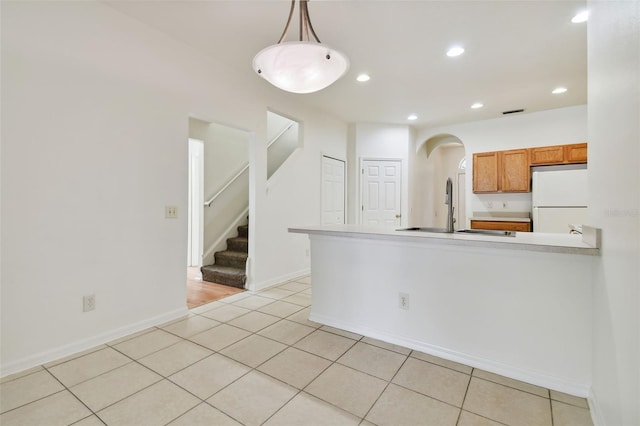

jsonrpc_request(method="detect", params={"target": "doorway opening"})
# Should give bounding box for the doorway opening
[186,118,249,308]
[415,134,466,229]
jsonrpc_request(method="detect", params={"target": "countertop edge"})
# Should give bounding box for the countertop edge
[288,227,600,256]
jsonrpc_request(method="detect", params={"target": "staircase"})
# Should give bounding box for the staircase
[200,224,248,289]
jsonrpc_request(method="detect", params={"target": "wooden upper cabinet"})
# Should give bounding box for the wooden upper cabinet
[529,143,588,165]
[473,150,529,193]
[473,143,587,193]
[565,143,588,163]
[530,145,564,165]
[473,152,499,193]
[500,149,530,192]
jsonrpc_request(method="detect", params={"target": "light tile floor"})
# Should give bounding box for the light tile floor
[0,275,594,426]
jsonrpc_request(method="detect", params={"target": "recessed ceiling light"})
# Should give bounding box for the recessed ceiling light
[552,87,568,94]
[471,102,483,109]
[571,10,588,23]
[356,74,370,82]
[407,114,418,121]
[446,46,465,57]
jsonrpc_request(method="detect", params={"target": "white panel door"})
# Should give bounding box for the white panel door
[362,160,402,226]
[321,156,346,225]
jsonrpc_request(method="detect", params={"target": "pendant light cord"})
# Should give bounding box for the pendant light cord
[276,0,321,44]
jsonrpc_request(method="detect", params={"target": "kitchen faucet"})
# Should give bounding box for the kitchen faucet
[445,177,456,232]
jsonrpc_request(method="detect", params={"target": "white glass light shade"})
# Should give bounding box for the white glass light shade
[253,41,349,94]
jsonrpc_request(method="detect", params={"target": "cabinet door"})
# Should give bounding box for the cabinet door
[530,145,564,165]
[471,220,531,232]
[473,152,499,193]
[565,143,588,163]
[500,149,530,192]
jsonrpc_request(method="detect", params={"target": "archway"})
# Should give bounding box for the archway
[414,134,466,228]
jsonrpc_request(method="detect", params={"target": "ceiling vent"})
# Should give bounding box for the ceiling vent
[502,109,525,115]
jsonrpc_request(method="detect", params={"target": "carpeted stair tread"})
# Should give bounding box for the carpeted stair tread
[201,265,246,288]
[227,237,248,252]
[201,222,249,289]
[214,250,248,268]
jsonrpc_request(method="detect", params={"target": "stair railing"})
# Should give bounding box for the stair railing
[204,121,294,207]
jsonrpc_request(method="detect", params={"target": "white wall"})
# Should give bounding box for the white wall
[251,113,347,290]
[587,2,639,425]
[348,123,411,226]
[415,105,587,216]
[1,1,348,373]
[267,111,299,180]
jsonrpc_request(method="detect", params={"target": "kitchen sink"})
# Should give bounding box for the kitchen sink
[397,227,516,237]
[396,227,450,233]
[455,229,516,237]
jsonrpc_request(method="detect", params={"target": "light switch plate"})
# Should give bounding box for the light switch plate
[165,206,178,219]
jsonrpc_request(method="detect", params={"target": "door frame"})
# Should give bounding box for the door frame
[321,154,347,225]
[187,139,204,267]
[457,171,466,229]
[359,157,403,225]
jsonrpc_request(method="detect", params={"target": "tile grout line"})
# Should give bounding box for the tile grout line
[176,280,315,425]
[109,337,253,425]
[71,347,179,417]
[182,295,483,423]
[0,367,45,387]
[40,365,108,425]
[470,373,553,401]
[227,316,364,423]
[358,351,412,423]
[148,301,319,422]
[455,367,474,426]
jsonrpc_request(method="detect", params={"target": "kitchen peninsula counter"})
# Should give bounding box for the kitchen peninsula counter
[289,224,599,255]
[288,224,598,397]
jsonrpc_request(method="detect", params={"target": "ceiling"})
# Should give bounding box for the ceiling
[105,0,587,129]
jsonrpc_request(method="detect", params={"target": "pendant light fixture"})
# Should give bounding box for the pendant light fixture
[252,0,349,94]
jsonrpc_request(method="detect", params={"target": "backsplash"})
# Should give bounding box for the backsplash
[471,211,531,219]
[470,192,533,214]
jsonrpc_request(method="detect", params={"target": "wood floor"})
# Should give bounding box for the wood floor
[186,267,244,309]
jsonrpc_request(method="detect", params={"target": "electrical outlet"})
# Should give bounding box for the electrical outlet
[83,295,96,312]
[399,292,410,310]
[165,206,178,218]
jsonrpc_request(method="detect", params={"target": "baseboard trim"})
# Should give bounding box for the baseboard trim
[0,307,188,378]
[587,387,604,426]
[309,312,591,398]
[248,268,310,292]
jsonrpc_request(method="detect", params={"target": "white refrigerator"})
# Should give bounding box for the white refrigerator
[532,167,588,233]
